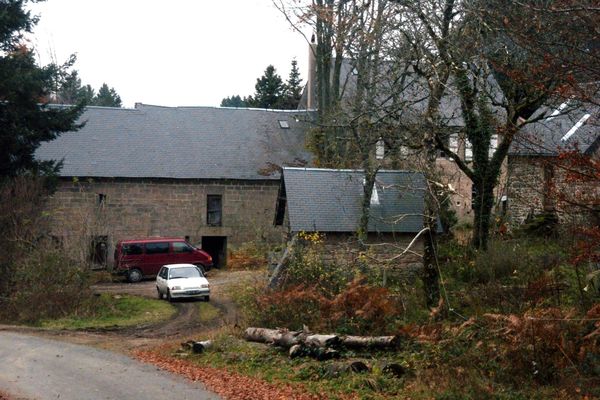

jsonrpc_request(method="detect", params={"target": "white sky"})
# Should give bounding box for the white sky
[28,0,310,108]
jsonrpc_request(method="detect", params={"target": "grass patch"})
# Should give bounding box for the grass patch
[198,302,220,322]
[170,331,584,400]
[39,294,176,330]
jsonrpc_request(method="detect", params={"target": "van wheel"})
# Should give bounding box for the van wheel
[157,287,163,300]
[127,268,143,283]
[167,289,173,302]
[204,295,210,302]
[195,264,206,274]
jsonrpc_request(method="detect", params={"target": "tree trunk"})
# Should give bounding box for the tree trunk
[358,163,377,243]
[423,130,440,307]
[472,181,495,250]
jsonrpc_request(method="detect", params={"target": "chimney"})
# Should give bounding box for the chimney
[307,40,317,110]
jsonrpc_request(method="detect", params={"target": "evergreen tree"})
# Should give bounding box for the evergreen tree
[281,58,303,109]
[252,65,284,109]
[92,83,122,107]
[0,0,83,178]
[78,84,95,105]
[220,95,249,108]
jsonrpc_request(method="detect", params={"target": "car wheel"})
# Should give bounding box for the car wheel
[204,295,210,302]
[167,289,172,302]
[157,287,163,300]
[127,268,143,283]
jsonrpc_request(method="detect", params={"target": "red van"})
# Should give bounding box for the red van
[114,237,213,283]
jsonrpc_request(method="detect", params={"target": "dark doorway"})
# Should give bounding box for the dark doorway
[201,236,227,269]
[90,235,109,267]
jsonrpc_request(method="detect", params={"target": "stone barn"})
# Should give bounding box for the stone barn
[35,103,314,267]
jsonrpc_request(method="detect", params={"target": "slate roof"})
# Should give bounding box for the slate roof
[510,101,600,156]
[282,167,426,233]
[35,104,315,180]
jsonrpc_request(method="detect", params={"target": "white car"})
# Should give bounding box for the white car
[156,263,210,302]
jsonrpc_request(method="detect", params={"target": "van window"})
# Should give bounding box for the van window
[123,243,144,255]
[145,242,169,254]
[173,242,193,253]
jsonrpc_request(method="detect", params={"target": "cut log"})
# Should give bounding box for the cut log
[181,340,213,354]
[381,362,406,378]
[245,328,401,352]
[341,335,401,350]
[304,334,341,348]
[244,327,284,344]
[273,330,304,348]
[192,340,212,354]
[327,360,370,376]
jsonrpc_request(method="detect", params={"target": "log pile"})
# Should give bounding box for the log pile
[244,327,401,360]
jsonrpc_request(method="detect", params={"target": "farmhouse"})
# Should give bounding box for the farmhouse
[507,101,600,225]
[35,103,314,267]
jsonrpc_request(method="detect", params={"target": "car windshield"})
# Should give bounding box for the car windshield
[169,267,202,279]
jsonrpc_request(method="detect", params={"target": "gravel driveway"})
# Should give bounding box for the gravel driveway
[0,332,220,400]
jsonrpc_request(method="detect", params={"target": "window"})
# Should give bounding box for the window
[145,242,169,254]
[489,134,498,159]
[172,242,193,253]
[169,267,203,279]
[123,243,143,255]
[97,193,106,206]
[465,139,473,162]
[449,134,459,154]
[89,235,108,265]
[399,145,409,158]
[207,195,222,226]
[159,267,168,279]
[375,139,385,160]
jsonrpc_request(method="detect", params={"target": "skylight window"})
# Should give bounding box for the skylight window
[561,114,590,142]
[371,186,380,205]
[362,178,380,206]
[278,120,290,129]
[548,102,569,120]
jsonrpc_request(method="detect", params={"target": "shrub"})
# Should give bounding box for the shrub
[228,242,267,271]
[234,277,403,335]
[2,245,96,323]
[0,177,96,323]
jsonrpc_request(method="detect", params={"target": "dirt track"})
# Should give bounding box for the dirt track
[0,270,254,353]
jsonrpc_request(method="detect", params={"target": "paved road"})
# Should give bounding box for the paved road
[0,332,220,400]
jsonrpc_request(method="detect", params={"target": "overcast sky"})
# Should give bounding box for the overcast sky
[28,0,310,108]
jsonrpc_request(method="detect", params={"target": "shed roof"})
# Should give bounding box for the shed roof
[282,167,426,233]
[35,104,314,180]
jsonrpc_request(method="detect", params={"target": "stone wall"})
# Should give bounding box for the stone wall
[46,178,286,263]
[507,154,600,226]
[506,156,547,225]
[313,232,423,270]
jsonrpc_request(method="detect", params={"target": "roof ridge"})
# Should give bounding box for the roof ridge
[283,167,420,174]
[136,103,316,113]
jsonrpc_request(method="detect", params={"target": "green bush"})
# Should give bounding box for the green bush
[1,246,95,323]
